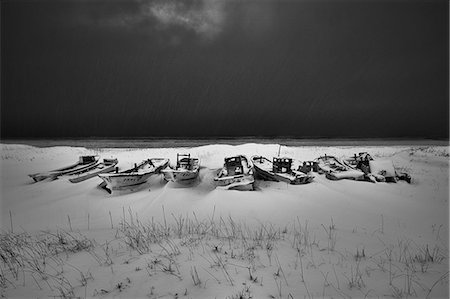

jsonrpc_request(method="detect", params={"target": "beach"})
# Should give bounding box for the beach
[0,141,448,298]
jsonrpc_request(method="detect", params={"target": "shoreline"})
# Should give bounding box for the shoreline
[1,137,448,148]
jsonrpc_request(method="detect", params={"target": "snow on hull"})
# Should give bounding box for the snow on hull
[215,175,255,190]
[325,169,367,181]
[161,156,200,183]
[316,155,366,181]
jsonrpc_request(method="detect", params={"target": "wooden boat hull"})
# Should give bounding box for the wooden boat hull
[29,156,99,182]
[98,172,154,190]
[69,159,118,183]
[275,171,314,184]
[162,169,199,182]
[254,165,278,182]
[215,174,255,191]
[98,158,168,191]
[28,172,60,182]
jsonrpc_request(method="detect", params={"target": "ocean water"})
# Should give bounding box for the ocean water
[0,138,447,148]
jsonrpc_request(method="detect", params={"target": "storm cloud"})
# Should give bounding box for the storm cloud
[1,0,448,139]
[76,0,227,41]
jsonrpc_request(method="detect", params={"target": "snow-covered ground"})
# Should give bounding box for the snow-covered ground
[0,143,448,298]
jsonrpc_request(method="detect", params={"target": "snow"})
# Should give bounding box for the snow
[0,142,448,298]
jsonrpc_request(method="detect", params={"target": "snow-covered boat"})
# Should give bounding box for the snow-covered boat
[343,152,411,183]
[252,156,314,184]
[214,155,254,190]
[98,158,169,192]
[161,154,200,183]
[29,155,99,182]
[315,155,367,181]
[68,158,119,183]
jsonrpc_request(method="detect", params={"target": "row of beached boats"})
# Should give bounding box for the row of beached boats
[316,153,411,183]
[29,152,411,193]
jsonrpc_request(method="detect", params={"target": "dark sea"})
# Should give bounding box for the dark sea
[0,138,447,149]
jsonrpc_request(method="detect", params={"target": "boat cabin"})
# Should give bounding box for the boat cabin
[177,154,193,170]
[356,152,373,162]
[79,156,97,164]
[103,158,118,166]
[298,161,314,173]
[273,157,292,173]
[354,152,373,173]
[225,156,244,176]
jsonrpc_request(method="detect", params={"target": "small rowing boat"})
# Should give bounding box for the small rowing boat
[29,155,99,182]
[68,158,119,183]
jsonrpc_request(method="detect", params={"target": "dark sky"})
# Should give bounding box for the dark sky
[1,0,448,138]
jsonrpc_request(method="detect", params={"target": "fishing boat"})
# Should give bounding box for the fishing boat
[29,155,99,182]
[161,154,200,183]
[252,156,314,184]
[343,152,411,183]
[315,155,367,181]
[214,155,254,190]
[68,158,119,183]
[98,158,169,192]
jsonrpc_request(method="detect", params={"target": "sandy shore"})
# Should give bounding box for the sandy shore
[0,142,448,298]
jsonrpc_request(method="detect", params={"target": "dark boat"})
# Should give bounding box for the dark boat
[252,156,314,184]
[214,155,254,190]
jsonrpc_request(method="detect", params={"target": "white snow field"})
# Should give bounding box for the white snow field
[0,142,448,298]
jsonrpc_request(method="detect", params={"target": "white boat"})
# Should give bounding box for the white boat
[98,158,169,192]
[214,155,254,191]
[68,158,119,183]
[315,155,366,181]
[342,152,411,183]
[29,155,99,182]
[161,154,200,183]
[252,156,314,185]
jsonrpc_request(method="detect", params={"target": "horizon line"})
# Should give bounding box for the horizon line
[1,136,448,141]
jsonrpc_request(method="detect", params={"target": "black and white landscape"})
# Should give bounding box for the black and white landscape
[1,142,448,298]
[1,0,448,298]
